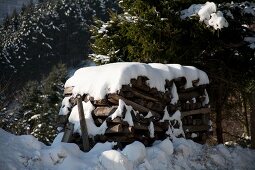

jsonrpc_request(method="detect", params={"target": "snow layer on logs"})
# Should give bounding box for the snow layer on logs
[65,62,209,100]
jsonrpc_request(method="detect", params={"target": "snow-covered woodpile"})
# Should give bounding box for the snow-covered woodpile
[58,62,211,148]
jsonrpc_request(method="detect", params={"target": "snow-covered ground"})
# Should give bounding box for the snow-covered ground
[0,129,254,170]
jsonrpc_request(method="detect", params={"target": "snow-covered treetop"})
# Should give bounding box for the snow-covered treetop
[181,2,229,30]
[65,62,209,100]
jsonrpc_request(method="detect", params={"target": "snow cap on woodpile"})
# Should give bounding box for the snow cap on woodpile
[65,62,209,100]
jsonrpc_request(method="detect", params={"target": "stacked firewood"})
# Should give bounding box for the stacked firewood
[61,76,211,147]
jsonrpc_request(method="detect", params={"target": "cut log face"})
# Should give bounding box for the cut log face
[93,106,118,117]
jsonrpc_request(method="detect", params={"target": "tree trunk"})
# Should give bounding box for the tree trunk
[248,92,255,149]
[214,81,225,144]
[242,95,250,136]
[215,106,224,144]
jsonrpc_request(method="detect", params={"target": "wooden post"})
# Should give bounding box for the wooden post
[61,122,74,142]
[77,94,90,152]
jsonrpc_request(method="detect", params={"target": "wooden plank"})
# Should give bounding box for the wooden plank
[77,95,90,152]
[93,106,118,117]
[64,86,74,95]
[107,94,161,119]
[61,122,74,142]
[181,108,211,118]
[183,125,209,133]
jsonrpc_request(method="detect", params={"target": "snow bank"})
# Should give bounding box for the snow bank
[1,129,255,170]
[181,2,228,30]
[65,62,209,100]
[99,150,132,170]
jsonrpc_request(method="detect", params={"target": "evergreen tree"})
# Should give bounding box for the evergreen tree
[0,64,67,145]
[90,0,255,144]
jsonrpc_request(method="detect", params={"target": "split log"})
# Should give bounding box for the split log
[105,124,123,134]
[93,106,118,117]
[181,108,211,118]
[107,94,161,119]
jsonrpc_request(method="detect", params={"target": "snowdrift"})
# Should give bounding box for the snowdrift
[0,129,255,170]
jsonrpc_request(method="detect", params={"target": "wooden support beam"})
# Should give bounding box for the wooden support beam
[61,122,74,142]
[108,94,161,119]
[181,108,211,118]
[77,95,90,152]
